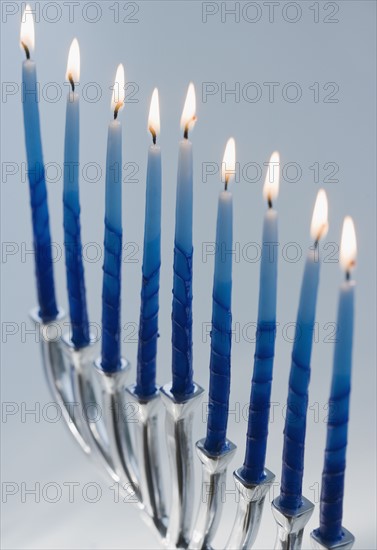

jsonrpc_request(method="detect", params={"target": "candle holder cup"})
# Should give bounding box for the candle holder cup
[310,528,355,550]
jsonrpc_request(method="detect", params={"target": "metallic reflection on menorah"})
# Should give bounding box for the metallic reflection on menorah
[32,309,347,550]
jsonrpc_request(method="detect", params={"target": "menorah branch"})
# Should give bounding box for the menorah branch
[126,385,168,537]
[190,438,237,550]
[271,495,315,550]
[160,383,204,549]
[226,467,275,550]
[30,308,92,455]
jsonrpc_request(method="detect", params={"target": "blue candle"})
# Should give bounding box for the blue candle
[242,152,280,482]
[204,138,235,454]
[136,89,162,397]
[171,83,197,397]
[280,189,329,511]
[101,64,124,372]
[21,7,58,322]
[316,217,356,542]
[63,39,90,349]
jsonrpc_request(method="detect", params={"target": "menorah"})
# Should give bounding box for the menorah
[30,305,354,550]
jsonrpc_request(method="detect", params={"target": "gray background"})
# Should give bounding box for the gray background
[1,1,376,548]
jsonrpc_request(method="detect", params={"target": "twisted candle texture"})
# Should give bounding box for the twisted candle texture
[136,264,160,396]
[242,321,276,482]
[101,220,122,372]
[63,199,90,348]
[280,323,316,510]
[280,253,320,511]
[204,294,232,454]
[171,243,194,396]
[22,61,58,321]
[318,283,354,542]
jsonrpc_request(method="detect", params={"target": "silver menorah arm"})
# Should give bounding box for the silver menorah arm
[226,467,275,550]
[189,438,237,550]
[80,358,141,500]
[126,385,168,537]
[310,528,355,550]
[60,334,100,451]
[271,495,315,550]
[30,308,93,455]
[160,383,204,549]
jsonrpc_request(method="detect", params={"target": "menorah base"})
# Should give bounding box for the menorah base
[310,528,355,550]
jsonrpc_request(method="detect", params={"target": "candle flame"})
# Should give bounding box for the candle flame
[111,63,125,118]
[340,216,357,273]
[263,151,280,204]
[66,38,80,85]
[20,4,35,57]
[180,82,196,137]
[148,88,160,142]
[310,189,329,242]
[222,137,236,188]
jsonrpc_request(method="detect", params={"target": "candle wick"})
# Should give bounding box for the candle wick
[149,126,157,145]
[114,103,121,120]
[345,270,351,281]
[183,115,197,139]
[268,197,273,209]
[314,239,319,249]
[68,74,75,93]
[21,41,30,60]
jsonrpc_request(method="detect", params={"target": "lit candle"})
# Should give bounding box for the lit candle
[171,83,197,397]
[20,5,58,322]
[242,152,280,482]
[279,189,329,511]
[316,217,356,542]
[135,89,162,397]
[101,64,125,372]
[63,38,90,348]
[204,138,235,454]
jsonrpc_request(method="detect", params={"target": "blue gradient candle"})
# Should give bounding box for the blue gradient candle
[63,39,90,349]
[316,217,356,542]
[204,138,235,454]
[280,190,329,511]
[171,83,197,397]
[242,152,280,482]
[101,64,124,372]
[136,89,162,397]
[21,7,58,322]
